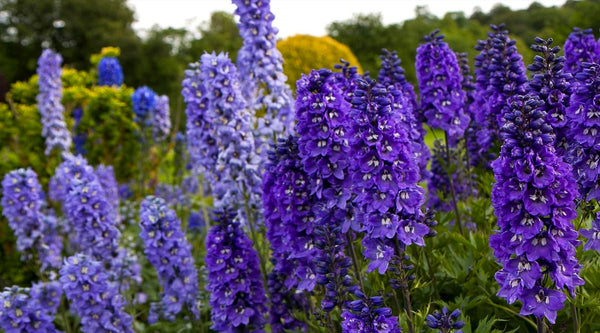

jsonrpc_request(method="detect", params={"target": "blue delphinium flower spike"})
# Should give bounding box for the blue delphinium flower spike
[564,28,598,76]
[97,57,124,87]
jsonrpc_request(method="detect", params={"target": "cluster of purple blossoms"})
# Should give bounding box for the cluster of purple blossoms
[109,247,142,293]
[581,212,600,252]
[131,86,157,124]
[0,283,62,333]
[263,136,316,331]
[1,168,63,271]
[416,30,469,144]
[470,25,528,165]
[565,63,600,200]
[341,294,401,333]
[139,196,199,322]
[527,37,572,155]
[205,209,268,332]
[59,253,134,333]
[425,307,465,333]
[151,95,171,141]
[563,28,599,76]
[95,164,119,221]
[97,57,124,87]
[347,77,429,274]
[49,154,95,204]
[233,0,295,148]
[61,156,120,260]
[490,95,583,324]
[378,49,430,179]
[37,49,72,155]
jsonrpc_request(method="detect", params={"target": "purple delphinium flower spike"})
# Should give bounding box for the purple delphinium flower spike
[37,49,72,155]
[205,209,268,331]
[139,196,199,322]
[564,28,598,76]
[341,294,401,333]
[0,285,62,333]
[378,49,430,179]
[30,281,63,316]
[151,95,171,141]
[347,77,429,273]
[97,57,124,87]
[581,212,600,252]
[59,253,134,333]
[470,25,528,165]
[425,306,465,333]
[416,30,469,145]
[263,136,316,331]
[49,153,95,204]
[233,0,295,149]
[132,86,157,125]
[527,37,572,156]
[565,63,600,200]
[95,164,119,221]
[61,156,120,260]
[1,168,63,271]
[490,94,583,324]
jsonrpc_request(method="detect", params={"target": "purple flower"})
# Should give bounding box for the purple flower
[425,306,465,333]
[581,212,600,252]
[37,49,71,155]
[97,57,124,87]
[139,196,199,322]
[59,253,134,333]
[490,94,583,323]
[205,209,267,331]
[0,284,62,333]
[151,95,171,141]
[341,294,401,333]
[132,86,157,124]
[95,164,119,221]
[563,28,598,76]
[233,0,295,147]
[416,30,469,144]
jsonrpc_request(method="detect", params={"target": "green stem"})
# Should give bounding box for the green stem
[242,184,268,290]
[345,233,365,292]
[393,239,415,333]
[537,316,546,333]
[443,131,464,235]
[571,301,580,333]
[423,248,440,299]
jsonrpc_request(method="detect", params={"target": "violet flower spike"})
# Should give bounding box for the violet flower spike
[0,284,62,333]
[97,57,124,87]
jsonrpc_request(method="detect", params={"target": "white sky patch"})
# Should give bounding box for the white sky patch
[127,0,568,38]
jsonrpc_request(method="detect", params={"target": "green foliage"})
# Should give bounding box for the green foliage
[277,34,363,89]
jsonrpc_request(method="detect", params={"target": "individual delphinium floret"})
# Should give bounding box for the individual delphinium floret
[563,28,598,77]
[416,30,469,145]
[1,168,63,271]
[347,77,430,273]
[59,253,134,333]
[263,135,316,332]
[37,49,72,155]
[425,306,465,333]
[97,57,124,87]
[151,95,171,141]
[565,63,600,200]
[139,196,199,322]
[205,209,268,331]
[470,24,528,165]
[527,37,572,156]
[233,0,295,156]
[0,284,62,333]
[131,86,157,125]
[341,293,401,333]
[490,94,583,324]
[62,156,120,260]
[378,48,430,179]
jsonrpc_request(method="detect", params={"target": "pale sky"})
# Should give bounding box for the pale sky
[127,0,568,38]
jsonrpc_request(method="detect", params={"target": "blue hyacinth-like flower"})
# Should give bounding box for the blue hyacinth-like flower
[490,95,583,324]
[62,156,120,260]
[97,57,124,87]
[416,30,469,144]
[49,154,95,204]
[470,25,528,165]
[378,48,430,179]
[95,164,119,221]
[425,306,465,333]
[233,0,295,146]
[151,95,171,141]
[139,196,199,322]
[348,77,429,273]
[564,28,598,76]
[132,86,157,124]
[1,168,63,271]
[37,49,72,155]
[59,253,134,333]
[205,209,268,331]
[528,37,572,156]
[0,284,62,333]
[341,294,401,333]
[565,63,600,200]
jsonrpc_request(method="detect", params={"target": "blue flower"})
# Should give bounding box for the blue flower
[564,28,598,76]
[97,57,124,87]
[0,284,62,333]
[425,306,465,333]
[131,86,157,124]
